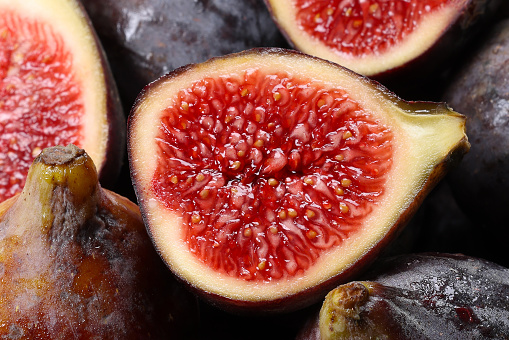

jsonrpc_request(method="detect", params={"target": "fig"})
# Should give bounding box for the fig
[0,144,199,339]
[0,0,125,203]
[80,0,285,110]
[443,19,509,227]
[297,253,509,339]
[128,48,469,312]
[263,0,502,78]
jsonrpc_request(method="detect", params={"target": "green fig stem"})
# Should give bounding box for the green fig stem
[7,144,100,240]
[319,281,372,340]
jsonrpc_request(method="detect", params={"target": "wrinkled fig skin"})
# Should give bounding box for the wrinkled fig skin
[80,0,286,109]
[0,145,199,339]
[298,253,509,340]
[443,20,509,230]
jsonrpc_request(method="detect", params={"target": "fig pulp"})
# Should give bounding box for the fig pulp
[0,0,125,203]
[297,253,509,339]
[264,0,502,78]
[0,145,199,339]
[128,48,469,312]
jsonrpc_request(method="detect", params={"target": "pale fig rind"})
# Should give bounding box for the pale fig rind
[298,253,509,339]
[0,145,198,339]
[128,48,469,312]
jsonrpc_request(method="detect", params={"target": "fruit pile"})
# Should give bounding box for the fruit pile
[1,0,509,338]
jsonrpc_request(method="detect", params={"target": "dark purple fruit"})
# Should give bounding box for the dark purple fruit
[80,0,285,109]
[443,19,509,227]
[297,253,509,339]
[408,181,478,257]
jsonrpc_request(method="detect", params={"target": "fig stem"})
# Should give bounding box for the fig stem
[6,144,100,239]
[318,281,372,339]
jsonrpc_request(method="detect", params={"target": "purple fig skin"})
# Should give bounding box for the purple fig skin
[443,19,509,227]
[80,0,285,109]
[442,19,509,268]
[297,253,509,340]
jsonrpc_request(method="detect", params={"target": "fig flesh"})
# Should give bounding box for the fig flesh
[0,0,125,203]
[128,48,469,312]
[297,253,509,339]
[0,145,199,339]
[264,0,502,78]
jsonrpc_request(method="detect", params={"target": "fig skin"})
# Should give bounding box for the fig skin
[0,145,199,339]
[79,0,286,110]
[297,253,509,339]
[0,0,125,200]
[443,20,509,234]
[128,47,469,313]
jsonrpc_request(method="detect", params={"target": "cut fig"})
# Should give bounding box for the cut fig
[0,0,125,203]
[128,48,469,312]
[0,144,199,339]
[297,253,509,339]
[264,0,502,77]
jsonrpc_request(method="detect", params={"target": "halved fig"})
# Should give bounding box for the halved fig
[0,0,125,203]
[128,48,469,312]
[264,0,502,77]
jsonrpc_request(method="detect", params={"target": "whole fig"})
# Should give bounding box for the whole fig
[0,145,199,339]
[298,253,509,339]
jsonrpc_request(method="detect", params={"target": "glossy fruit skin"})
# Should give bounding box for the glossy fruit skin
[80,0,285,110]
[297,253,509,339]
[0,145,199,339]
[443,20,509,227]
